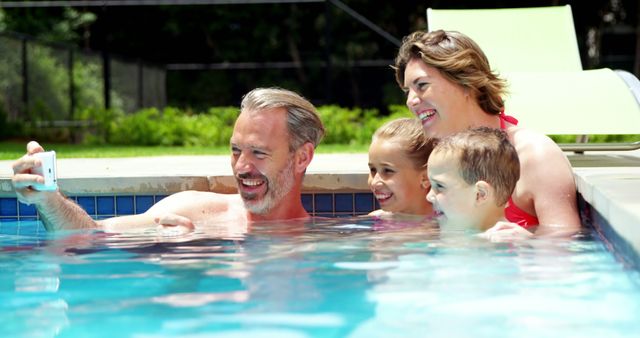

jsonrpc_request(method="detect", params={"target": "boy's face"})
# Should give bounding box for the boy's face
[426,149,478,228]
[368,138,430,215]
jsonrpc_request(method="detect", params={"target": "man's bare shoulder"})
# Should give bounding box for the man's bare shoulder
[168,190,240,202]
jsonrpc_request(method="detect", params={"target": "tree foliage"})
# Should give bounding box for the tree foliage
[0,0,634,111]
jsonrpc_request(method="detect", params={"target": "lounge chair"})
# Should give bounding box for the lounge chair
[426,6,640,152]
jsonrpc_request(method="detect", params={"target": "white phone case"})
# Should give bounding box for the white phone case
[32,151,58,191]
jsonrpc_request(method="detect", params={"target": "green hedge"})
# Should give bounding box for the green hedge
[317,105,413,145]
[3,103,637,146]
[74,104,414,146]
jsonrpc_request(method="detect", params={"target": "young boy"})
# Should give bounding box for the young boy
[426,127,528,233]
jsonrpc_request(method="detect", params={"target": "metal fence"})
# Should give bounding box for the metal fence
[0,32,166,125]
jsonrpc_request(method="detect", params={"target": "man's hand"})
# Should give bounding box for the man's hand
[11,141,54,205]
[154,213,195,235]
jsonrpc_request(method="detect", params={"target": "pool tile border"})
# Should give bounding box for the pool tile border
[0,192,378,221]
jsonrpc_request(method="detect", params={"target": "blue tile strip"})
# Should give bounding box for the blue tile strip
[116,196,135,215]
[135,195,155,213]
[314,194,334,213]
[77,196,96,217]
[0,193,377,223]
[301,194,313,214]
[0,198,18,217]
[335,193,354,213]
[355,193,375,213]
[97,196,115,216]
[18,202,38,216]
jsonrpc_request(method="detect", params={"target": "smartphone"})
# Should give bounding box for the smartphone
[31,151,58,191]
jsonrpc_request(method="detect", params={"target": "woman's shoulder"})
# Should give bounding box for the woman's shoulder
[508,126,561,155]
[507,126,572,177]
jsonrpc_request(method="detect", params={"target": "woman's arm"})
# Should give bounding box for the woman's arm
[515,131,582,235]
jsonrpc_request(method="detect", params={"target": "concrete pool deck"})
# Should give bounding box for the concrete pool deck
[1,150,640,256]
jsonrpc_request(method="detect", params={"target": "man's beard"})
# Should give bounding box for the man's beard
[241,159,295,215]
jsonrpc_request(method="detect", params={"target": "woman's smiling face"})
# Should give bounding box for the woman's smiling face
[403,58,470,139]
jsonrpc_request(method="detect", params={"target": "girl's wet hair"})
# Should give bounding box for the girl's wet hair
[372,117,435,170]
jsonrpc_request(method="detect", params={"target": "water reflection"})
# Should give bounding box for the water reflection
[1,219,640,337]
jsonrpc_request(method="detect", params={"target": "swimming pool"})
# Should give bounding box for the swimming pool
[2,217,640,337]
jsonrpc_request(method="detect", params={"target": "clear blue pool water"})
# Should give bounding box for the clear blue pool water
[1,218,640,337]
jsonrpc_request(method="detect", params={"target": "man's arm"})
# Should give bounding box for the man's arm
[32,191,204,233]
[12,141,166,231]
[13,141,239,233]
[36,192,101,231]
[97,192,210,232]
[12,141,99,230]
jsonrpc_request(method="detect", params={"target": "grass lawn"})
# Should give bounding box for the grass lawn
[0,141,368,160]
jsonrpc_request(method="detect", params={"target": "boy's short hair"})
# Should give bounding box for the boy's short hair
[372,117,435,170]
[432,127,519,205]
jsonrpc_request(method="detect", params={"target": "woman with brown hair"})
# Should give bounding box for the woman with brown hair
[394,29,581,238]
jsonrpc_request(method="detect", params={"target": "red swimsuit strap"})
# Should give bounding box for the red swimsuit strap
[499,110,519,129]
[499,111,537,227]
[506,197,539,228]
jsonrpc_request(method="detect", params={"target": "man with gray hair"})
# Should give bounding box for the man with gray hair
[11,88,325,232]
